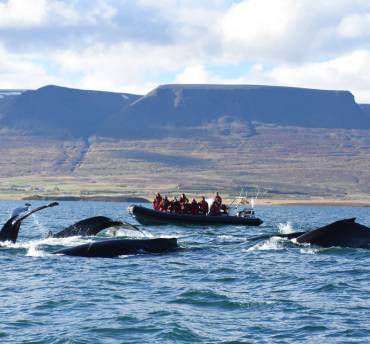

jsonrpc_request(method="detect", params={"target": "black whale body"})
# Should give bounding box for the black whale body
[0,203,124,243]
[250,218,370,248]
[0,202,58,243]
[53,238,178,258]
[49,216,124,238]
[295,218,370,248]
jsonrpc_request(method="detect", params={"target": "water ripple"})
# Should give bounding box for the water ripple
[0,201,370,343]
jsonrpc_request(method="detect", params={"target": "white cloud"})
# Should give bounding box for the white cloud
[219,0,370,62]
[175,51,370,103]
[46,0,117,26]
[1,0,370,101]
[0,46,55,89]
[175,65,215,84]
[338,12,370,38]
[0,0,47,27]
[54,41,206,94]
[246,50,370,102]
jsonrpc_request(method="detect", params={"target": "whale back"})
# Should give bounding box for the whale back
[51,216,122,238]
[53,238,178,257]
[296,218,370,248]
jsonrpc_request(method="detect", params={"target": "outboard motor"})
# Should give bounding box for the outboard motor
[236,208,255,218]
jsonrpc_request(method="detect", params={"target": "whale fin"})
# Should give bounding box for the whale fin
[52,216,124,238]
[296,217,370,248]
[119,221,144,233]
[0,202,59,243]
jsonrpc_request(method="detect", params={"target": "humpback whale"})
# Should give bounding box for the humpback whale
[48,216,125,238]
[53,238,178,258]
[0,202,59,243]
[249,218,370,248]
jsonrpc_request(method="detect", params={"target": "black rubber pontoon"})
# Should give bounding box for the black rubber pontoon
[128,205,263,226]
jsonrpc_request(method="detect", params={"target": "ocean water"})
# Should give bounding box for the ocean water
[0,200,369,343]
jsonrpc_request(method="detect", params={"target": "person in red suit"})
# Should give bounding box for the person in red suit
[198,197,209,215]
[153,192,162,211]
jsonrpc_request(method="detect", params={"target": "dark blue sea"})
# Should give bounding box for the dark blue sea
[0,201,369,343]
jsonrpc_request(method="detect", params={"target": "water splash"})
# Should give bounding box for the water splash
[106,228,154,238]
[31,214,49,236]
[247,237,287,251]
[26,244,47,257]
[278,221,294,234]
[0,236,92,250]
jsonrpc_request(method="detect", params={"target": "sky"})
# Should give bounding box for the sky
[1,0,370,102]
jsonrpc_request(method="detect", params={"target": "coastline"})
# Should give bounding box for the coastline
[254,198,370,207]
[0,193,368,207]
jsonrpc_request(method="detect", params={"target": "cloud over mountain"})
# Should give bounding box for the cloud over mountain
[1,0,370,101]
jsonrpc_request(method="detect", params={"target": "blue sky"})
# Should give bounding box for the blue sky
[1,0,370,102]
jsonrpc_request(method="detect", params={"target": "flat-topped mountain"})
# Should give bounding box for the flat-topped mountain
[102,84,370,138]
[0,85,140,138]
[1,83,370,199]
[359,104,370,118]
[1,84,370,139]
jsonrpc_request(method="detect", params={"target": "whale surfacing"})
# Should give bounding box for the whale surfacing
[49,216,124,238]
[53,238,178,258]
[296,218,370,248]
[249,218,370,249]
[0,202,59,243]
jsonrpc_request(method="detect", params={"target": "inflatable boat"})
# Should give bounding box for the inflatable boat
[128,205,263,226]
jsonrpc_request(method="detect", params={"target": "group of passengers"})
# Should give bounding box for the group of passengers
[153,192,227,216]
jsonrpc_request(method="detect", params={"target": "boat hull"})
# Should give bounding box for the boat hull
[128,205,263,226]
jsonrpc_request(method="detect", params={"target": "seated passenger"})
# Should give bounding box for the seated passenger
[190,198,198,215]
[209,200,221,216]
[172,197,180,213]
[179,193,189,205]
[198,197,209,215]
[168,199,174,212]
[214,192,222,205]
[153,192,162,211]
[182,202,191,214]
[159,196,170,212]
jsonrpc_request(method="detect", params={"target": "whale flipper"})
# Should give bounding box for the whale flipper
[53,238,178,258]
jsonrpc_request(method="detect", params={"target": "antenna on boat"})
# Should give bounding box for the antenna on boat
[250,187,260,209]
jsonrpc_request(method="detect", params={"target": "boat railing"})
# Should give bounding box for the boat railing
[228,186,259,217]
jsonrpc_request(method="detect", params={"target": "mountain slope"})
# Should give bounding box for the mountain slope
[101,84,370,138]
[0,85,141,138]
[0,89,27,119]
[1,83,370,199]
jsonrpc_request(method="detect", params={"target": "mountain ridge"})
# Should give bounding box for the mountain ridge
[1,83,370,139]
[1,83,370,199]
